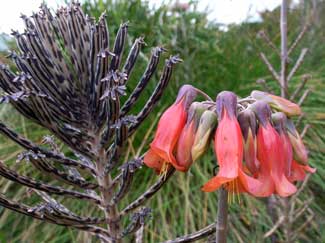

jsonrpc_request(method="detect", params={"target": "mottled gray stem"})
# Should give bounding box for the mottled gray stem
[282,198,292,243]
[135,225,144,243]
[281,2,292,243]
[160,223,215,243]
[216,188,228,243]
[93,133,121,243]
[290,75,310,100]
[280,0,288,98]
[121,168,175,216]
[0,161,100,204]
[267,195,278,243]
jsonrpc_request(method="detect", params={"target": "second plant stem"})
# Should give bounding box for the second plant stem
[216,187,229,243]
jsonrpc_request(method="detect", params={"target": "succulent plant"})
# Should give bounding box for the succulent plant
[0,2,181,242]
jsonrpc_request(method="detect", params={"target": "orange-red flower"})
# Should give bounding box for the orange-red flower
[271,112,315,184]
[144,85,197,173]
[175,120,196,171]
[272,112,293,177]
[288,160,316,182]
[191,110,218,162]
[253,102,297,197]
[202,91,261,195]
[285,118,308,165]
[175,102,206,171]
[238,109,260,176]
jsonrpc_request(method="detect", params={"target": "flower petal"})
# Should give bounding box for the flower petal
[214,111,241,179]
[176,121,196,171]
[288,160,316,182]
[257,123,296,197]
[201,175,232,192]
[202,109,243,192]
[143,149,165,174]
[150,98,187,169]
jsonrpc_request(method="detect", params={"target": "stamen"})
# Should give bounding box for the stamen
[232,180,235,204]
[226,181,235,205]
[225,180,242,204]
[227,184,231,204]
[159,161,169,180]
[236,179,241,204]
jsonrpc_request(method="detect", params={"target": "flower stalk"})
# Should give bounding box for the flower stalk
[215,188,229,243]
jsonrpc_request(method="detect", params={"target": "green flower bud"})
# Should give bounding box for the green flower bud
[251,90,301,117]
[191,110,217,162]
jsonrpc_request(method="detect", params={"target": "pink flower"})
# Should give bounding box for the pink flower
[144,85,197,173]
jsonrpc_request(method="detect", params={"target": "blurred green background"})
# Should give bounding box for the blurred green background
[0,0,324,242]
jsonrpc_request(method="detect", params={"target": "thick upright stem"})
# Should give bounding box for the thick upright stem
[282,198,292,243]
[216,188,228,243]
[280,2,292,242]
[98,163,121,242]
[94,135,121,243]
[267,195,278,243]
[280,0,288,98]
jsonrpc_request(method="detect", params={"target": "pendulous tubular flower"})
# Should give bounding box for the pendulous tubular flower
[144,86,315,198]
[143,85,197,173]
[272,112,315,182]
[288,160,316,182]
[285,118,309,165]
[251,90,301,117]
[238,109,260,176]
[252,101,297,197]
[272,112,293,177]
[175,102,207,171]
[201,91,261,195]
[191,110,218,162]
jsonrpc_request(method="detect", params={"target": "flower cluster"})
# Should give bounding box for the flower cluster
[144,86,315,197]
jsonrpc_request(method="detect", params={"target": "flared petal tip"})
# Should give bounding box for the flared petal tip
[306,166,316,173]
[143,150,165,174]
[201,178,221,192]
[201,176,234,192]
